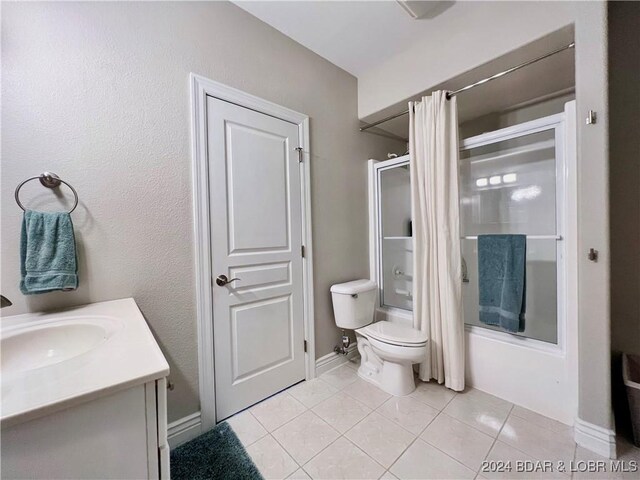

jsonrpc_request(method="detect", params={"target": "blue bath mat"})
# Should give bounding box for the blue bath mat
[170,421,263,480]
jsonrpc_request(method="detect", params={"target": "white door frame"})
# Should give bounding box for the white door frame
[190,73,315,431]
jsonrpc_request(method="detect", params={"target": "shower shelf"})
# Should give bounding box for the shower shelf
[384,235,562,240]
[461,235,562,240]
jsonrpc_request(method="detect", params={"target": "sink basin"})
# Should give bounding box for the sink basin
[1,299,168,427]
[1,316,121,375]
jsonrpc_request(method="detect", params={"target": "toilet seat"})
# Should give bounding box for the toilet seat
[358,321,427,347]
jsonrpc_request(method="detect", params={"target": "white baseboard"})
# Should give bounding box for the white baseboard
[168,411,202,449]
[315,343,359,376]
[574,417,617,459]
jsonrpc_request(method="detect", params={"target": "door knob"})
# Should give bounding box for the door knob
[215,274,241,287]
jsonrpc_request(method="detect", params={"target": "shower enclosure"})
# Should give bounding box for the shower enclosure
[368,101,577,423]
[368,156,413,326]
[460,123,562,345]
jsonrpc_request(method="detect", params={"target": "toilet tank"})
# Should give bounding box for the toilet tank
[330,279,377,330]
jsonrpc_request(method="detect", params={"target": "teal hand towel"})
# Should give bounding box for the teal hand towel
[478,234,526,333]
[20,210,78,294]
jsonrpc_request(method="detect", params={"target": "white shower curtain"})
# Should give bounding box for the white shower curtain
[409,91,465,391]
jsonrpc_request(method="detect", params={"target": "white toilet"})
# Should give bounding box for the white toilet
[330,279,428,396]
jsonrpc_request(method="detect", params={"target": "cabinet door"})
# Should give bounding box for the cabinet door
[2,386,149,479]
[145,379,170,479]
[156,378,170,479]
[145,381,159,479]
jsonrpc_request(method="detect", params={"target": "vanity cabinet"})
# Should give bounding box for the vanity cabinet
[1,298,171,479]
[1,378,169,479]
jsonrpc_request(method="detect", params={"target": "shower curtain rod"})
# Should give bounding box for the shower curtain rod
[359,42,575,133]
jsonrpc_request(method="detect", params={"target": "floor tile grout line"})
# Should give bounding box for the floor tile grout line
[288,379,339,408]
[508,406,576,436]
[476,405,574,478]
[330,387,374,411]
[372,398,440,435]
[369,399,443,472]
[321,361,356,376]
[496,408,577,473]
[411,409,490,476]
[385,409,446,475]
[296,434,344,475]
[417,438,484,476]
[409,385,458,411]
[243,410,271,443]
[437,407,508,439]
[377,385,463,475]
[299,465,312,480]
[283,374,356,467]
[318,364,360,389]
[339,403,376,436]
[230,409,269,448]
[341,382,392,410]
[477,403,514,474]
[321,378,359,392]
[417,413,496,472]
[268,431,306,473]
[292,385,342,410]
[341,409,418,470]
[267,408,345,470]
[264,432,303,473]
[272,407,342,444]
[252,404,308,434]
[342,432,391,472]
[295,431,389,476]
[507,407,576,438]
[346,402,417,439]
[288,407,392,475]
[310,393,372,427]
[382,393,504,476]
[250,391,310,434]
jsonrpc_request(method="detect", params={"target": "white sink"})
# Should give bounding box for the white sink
[1,299,169,427]
[1,317,121,374]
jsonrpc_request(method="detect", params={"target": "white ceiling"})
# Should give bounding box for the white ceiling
[232,1,455,78]
[234,1,575,138]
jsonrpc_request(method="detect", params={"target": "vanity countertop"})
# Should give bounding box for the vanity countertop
[1,298,169,427]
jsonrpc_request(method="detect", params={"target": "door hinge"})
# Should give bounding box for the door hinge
[295,147,303,163]
[304,340,307,353]
[301,245,305,258]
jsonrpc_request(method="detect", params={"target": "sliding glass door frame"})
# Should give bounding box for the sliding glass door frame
[460,112,569,354]
[369,155,412,316]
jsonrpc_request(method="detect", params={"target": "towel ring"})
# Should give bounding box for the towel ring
[15,172,79,213]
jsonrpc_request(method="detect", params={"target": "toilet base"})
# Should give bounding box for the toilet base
[356,334,420,396]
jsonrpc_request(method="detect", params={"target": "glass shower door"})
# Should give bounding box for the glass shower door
[376,159,413,311]
[459,126,563,344]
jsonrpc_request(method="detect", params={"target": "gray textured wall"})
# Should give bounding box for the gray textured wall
[1,1,404,422]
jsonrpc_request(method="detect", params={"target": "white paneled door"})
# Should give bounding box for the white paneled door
[207,96,305,421]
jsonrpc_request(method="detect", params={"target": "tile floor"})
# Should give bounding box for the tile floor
[225,360,640,480]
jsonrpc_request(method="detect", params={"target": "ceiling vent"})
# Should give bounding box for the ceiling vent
[396,1,453,19]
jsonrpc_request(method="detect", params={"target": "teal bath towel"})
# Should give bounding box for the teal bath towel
[20,210,78,294]
[478,234,526,333]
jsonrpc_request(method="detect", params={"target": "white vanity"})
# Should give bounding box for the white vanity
[1,298,170,479]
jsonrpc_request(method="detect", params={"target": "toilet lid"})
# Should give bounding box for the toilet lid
[360,321,427,346]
